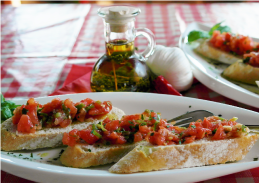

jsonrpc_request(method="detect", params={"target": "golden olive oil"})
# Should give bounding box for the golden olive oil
[91,40,151,92]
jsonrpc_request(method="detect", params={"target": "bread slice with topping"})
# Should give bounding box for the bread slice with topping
[109,134,258,173]
[1,106,125,151]
[195,40,241,64]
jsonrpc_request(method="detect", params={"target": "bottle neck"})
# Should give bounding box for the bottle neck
[104,21,136,44]
[104,21,136,56]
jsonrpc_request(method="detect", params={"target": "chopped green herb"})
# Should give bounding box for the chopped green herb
[85,104,94,112]
[166,125,170,128]
[22,108,29,114]
[88,149,91,152]
[230,117,238,121]
[75,103,85,111]
[191,125,196,128]
[218,117,225,121]
[19,154,23,156]
[153,121,160,131]
[128,121,134,125]
[30,153,33,158]
[92,130,102,138]
[144,109,150,114]
[150,132,154,136]
[243,57,251,63]
[97,121,107,132]
[253,158,258,161]
[54,112,61,118]
[141,114,144,120]
[212,129,217,134]
[241,125,247,132]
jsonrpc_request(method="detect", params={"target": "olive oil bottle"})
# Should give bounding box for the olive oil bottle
[90,6,156,92]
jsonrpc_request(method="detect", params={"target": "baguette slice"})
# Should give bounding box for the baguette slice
[60,141,149,168]
[222,60,259,86]
[195,39,241,64]
[1,106,125,151]
[109,134,259,174]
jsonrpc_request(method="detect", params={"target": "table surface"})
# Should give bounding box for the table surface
[1,2,259,183]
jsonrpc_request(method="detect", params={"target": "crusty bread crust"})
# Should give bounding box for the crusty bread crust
[1,106,125,151]
[222,60,259,86]
[195,40,241,64]
[109,134,259,174]
[60,141,149,168]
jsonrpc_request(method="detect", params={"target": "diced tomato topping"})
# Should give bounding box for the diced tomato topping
[41,98,62,113]
[25,104,39,126]
[139,125,151,134]
[64,99,77,119]
[105,120,120,131]
[12,97,115,134]
[17,115,36,133]
[184,136,196,144]
[79,98,94,106]
[210,31,257,55]
[62,129,80,146]
[148,132,166,145]
[134,132,143,142]
[243,52,259,68]
[88,101,112,116]
[75,108,87,122]
[78,129,100,145]
[212,125,226,140]
[12,106,24,125]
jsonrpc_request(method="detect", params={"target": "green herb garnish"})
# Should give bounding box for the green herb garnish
[92,130,102,139]
[1,93,21,123]
[188,22,231,43]
[241,125,247,132]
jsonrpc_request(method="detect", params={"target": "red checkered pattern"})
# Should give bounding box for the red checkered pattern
[1,3,259,183]
[1,4,91,58]
[1,57,66,99]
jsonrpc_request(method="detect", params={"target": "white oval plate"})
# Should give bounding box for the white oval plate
[179,22,259,108]
[1,92,259,183]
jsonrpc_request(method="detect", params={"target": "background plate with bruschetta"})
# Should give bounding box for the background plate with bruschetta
[179,22,259,108]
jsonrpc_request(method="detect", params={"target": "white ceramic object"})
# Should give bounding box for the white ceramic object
[1,92,259,183]
[179,22,259,108]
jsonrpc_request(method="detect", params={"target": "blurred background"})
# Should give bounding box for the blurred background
[1,0,253,7]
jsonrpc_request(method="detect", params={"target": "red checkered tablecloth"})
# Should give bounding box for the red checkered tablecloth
[1,2,259,183]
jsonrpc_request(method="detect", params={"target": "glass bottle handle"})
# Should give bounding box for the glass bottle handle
[135,28,156,60]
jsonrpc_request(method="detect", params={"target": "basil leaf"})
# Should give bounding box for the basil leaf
[1,106,13,122]
[209,22,231,35]
[208,22,222,35]
[187,30,210,43]
[216,26,231,34]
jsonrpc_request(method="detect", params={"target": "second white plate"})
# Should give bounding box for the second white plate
[179,22,259,108]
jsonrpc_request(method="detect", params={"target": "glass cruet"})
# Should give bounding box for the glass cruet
[90,5,156,92]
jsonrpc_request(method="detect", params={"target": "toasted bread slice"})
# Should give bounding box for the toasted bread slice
[60,141,149,168]
[195,40,241,64]
[109,134,258,173]
[222,60,259,86]
[1,106,125,151]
